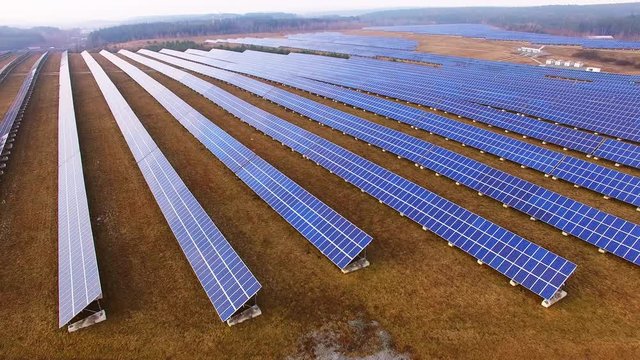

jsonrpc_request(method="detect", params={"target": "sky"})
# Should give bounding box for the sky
[1,0,638,27]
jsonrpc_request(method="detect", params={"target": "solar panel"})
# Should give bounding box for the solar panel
[143,49,640,266]
[82,51,261,323]
[101,50,372,271]
[550,157,640,208]
[125,49,578,305]
[58,53,104,329]
[593,139,640,170]
[0,53,47,168]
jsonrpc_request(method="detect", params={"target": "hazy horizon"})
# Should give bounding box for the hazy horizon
[1,0,639,28]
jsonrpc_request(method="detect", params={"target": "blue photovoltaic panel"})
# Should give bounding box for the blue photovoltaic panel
[593,140,640,170]
[551,157,640,208]
[82,51,261,322]
[125,50,578,303]
[236,156,371,268]
[106,50,372,270]
[421,146,640,265]
[58,51,103,328]
[139,150,261,321]
[0,53,47,158]
[148,49,640,267]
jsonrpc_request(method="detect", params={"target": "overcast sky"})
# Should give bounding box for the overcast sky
[1,0,637,27]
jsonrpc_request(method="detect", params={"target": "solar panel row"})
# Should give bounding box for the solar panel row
[58,51,104,328]
[143,49,640,266]
[367,24,640,50]
[102,50,373,271]
[82,51,261,323]
[0,52,31,84]
[0,52,47,175]
[124,50,578,305]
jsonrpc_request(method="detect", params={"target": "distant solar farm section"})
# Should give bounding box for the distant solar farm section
[366,24,640,50]
[1,26,640,344]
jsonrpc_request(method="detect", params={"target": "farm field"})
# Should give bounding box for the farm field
[0,41,639,359]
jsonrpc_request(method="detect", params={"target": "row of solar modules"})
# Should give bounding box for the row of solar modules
[124,49,578,305]
[366,24,640,50]
[214,36,640,140]
[0,52,31,84]
[100,50,373,271]
[0,52,47,172]
[82,51,262,324]
[176,48,640,206]
[221,50,640,168]
[141,49,640,268]
[57,51,104,329]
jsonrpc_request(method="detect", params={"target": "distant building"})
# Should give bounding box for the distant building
[544,59,589,71]
[517,46,545,55]
[587,35,614,39]
[586,67,602,72]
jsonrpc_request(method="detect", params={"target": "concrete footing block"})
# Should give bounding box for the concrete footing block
[227,305,262,326]
[68,310,106,333]
[341,258,370,274]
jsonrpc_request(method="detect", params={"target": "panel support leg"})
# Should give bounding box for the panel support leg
[341,257,370,274]
[541,290,567,308]
[68,310,107,333]
[227,305,262,326]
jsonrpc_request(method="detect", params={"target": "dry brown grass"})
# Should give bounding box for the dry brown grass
[352,29,640,74]
[0,51,638,359]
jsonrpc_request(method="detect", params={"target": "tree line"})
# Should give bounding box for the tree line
[87,15,359,47]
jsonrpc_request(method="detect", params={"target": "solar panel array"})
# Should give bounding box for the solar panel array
[124,49,579,304]
[0,52,47,174]
[103,50,372,270]
[210,36,640,144]
[188,48,640,170]
[58,51,104,328]
[82,51,261,322]
[0,52,30,84]
[138,49,640,266]
[163,49,640,208]
[366,24,640,50]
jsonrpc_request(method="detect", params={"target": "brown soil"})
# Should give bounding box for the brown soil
[0,51,638,359]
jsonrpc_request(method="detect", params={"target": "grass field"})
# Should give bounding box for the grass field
[0,42,638,359]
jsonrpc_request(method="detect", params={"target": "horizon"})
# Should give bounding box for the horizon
[1,0,639,28]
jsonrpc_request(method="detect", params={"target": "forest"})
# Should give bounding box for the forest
[2,3,640,50]
[86,14,358,47]
[362,3,640,39]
